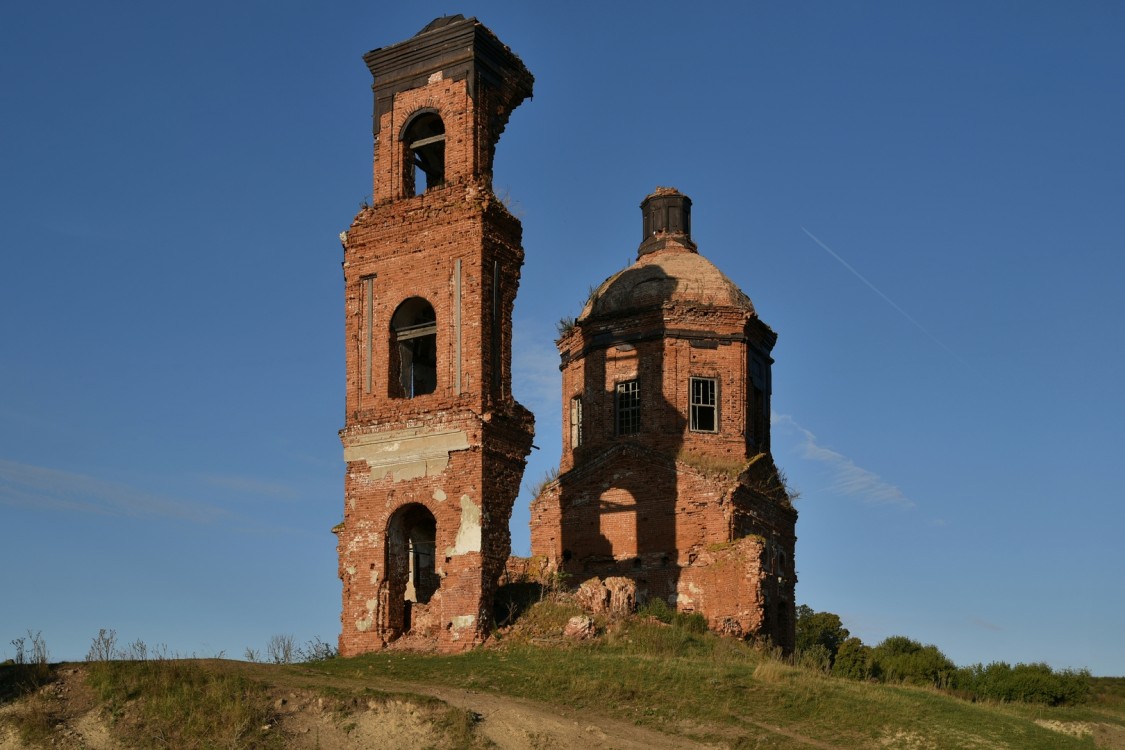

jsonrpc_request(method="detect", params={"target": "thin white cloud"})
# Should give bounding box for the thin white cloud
[970,617,1004,632]
[772,413,914,508]
[199,473,299,501]
[0,459,232,523]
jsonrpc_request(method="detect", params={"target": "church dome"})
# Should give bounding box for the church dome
[579,188,755,321]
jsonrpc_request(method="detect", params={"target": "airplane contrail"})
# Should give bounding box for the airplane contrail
[801,227,970,368]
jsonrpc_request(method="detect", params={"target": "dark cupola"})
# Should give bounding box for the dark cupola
[639,187,695,257]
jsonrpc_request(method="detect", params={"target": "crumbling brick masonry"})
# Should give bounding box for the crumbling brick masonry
[335,16,534,655]
[529,188,798,650]
[336,17,797,654]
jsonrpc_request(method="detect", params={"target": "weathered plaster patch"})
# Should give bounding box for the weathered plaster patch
[451,615,475,630]
[345,566,357,576]
[356,615,373,632]
[432,488,447,502]
[446,494,482,556]
[343,428,469,482]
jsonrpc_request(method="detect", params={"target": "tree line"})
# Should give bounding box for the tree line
[794,605,1091,705]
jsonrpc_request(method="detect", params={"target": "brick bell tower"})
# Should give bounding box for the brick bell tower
[335,16,535,655]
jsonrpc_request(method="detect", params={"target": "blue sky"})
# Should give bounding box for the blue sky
[2,2,1123,675]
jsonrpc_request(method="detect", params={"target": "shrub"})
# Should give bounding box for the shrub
[833,637,878,680]
[266,634,296,664]
[298,636,338,662]
[795,605,849,666]
[2,631,52,703]
[637,597,675,624]
[795,643,831,672]
[636,598,707,632]
[871,636,958,688]
[674,611,709,634]
[528,467,560,499]
[962,661,1091,705]
[86,628,118,662]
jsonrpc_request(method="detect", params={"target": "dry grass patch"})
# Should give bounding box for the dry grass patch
[87,659,281,750]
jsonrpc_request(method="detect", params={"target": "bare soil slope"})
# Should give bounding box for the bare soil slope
[0,663,732,750]
[2,659,1123,750]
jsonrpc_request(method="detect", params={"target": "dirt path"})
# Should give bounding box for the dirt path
[256,664,732,749]
[387,675,863,749]
[380,678,724,750]
[291,665,845,749]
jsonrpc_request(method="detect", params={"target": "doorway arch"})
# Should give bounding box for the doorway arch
[385,503,439,637]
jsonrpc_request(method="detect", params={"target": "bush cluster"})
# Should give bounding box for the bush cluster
[794,606,1091,705]
[869,635,959,688]
[958,661,1091,705]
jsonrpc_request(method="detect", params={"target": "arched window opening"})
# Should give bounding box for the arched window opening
[386,504,439,637]
[402,112,445,197]
[390,298,437,398]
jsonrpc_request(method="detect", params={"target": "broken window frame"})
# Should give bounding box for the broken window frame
[406,532,438,604]
[689,376,718,433]
[390,297,438,398]
[615,380,640,436]
[569,395,583,448]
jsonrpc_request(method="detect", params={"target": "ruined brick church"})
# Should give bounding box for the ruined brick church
[334,16,797,656]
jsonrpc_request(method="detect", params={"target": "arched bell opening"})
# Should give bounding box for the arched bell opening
[389,297,437,398]
[401,110,446,197]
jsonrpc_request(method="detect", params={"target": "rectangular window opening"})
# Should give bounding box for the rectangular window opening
[615,380,640,436]
[690,377,718,432]
[569,396,583,447]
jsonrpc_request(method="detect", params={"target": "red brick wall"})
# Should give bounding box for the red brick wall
[338,59,534,656]
[342,188,525,421]
[530,448,795,650]
[530,242,796,649]
[557,303,775,473]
